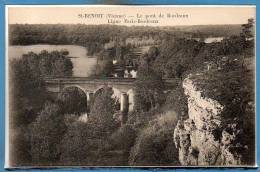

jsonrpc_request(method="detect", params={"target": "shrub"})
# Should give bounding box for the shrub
[164,84,188,119]
[28,102,66,164]
[110,124,137,151]
[9,126,31,166]
[59,121,100,165]
[127,108,162,130]
[129,111,180,166]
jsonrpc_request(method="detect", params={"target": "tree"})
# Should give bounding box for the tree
[9,50,73,127]
[240,18,254,40]
[175,64,185,79]
[152,38,203,78]
[164,84,188,118]
[95,49,114,78]
[89,86,119,136]
[9,50,74,166]
[29,102,67,164]
[9,126,31,166]
[38,51,73,76]
[57,87,88,115]
[60,121,99,165]
[129,111,179,166]
[240,18,255,67]
[134,63,165,112]
[147,46,159,62]
[9,58,47,127]
[110,124,137,151]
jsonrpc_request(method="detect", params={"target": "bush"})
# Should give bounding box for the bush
[110,124,137,151]
[164,84,188,119]
[129,111,180,166]
[28,102,66,164]
[59,121,101,165]
[127,108,162,131]
[9,126,31,166]
[60,120,122,166]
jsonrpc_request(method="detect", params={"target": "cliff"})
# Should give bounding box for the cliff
[174,73,254,166]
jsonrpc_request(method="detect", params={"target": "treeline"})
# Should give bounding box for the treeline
[9,24,242,55]
[9,50,73,165]
[9,50,73,126]
[139,20,254,79]
[173,24,245,37]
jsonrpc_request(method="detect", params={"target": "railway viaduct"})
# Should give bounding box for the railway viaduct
[44,77,177,115]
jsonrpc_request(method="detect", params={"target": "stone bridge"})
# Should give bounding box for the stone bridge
[44,77,178,114]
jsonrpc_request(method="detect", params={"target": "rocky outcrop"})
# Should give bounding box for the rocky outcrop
[174,74,251,166]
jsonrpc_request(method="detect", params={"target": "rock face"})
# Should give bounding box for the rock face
[174,75,250,166]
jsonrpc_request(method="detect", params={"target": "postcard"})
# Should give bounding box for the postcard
[5,5,256,168]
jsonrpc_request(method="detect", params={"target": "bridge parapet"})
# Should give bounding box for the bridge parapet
[44,77,178,85]
[44,77,179,94]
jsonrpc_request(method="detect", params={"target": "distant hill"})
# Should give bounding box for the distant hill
[9,24,252,56]
[171,24,243,37]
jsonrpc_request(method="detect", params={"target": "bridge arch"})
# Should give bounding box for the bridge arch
[59,85,89,115]
[63,85,88,97]
[63,85,95,101]
[93,85,133,113]
[62,85,97,114]
[94,86,122,99]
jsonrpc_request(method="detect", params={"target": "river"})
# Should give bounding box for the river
[8,44,97,77]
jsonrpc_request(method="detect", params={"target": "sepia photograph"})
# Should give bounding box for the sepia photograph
[5,5,256,168]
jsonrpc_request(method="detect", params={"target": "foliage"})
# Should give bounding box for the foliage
[59,121,104,165]
[95,59,114,78]
[127,108,162,132]
[129,111,180,166]
[151,19,254,79]
[89,86,119,136]
[9,50,73,127]
[146,46,159,62]
[57,87,88,115]
[9,24,244,56]
[240,18,254,39]
[9,126,31,166]
[28,102,67,164]
[22,50,73,77]
[191,62,254,120]
[9,58,45,127]
[164,83,188,118]
[57,87,121,165]
[134,60,165,112]
[110,124,137,151]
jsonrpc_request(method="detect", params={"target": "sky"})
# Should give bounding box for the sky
[7,5,255,26]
